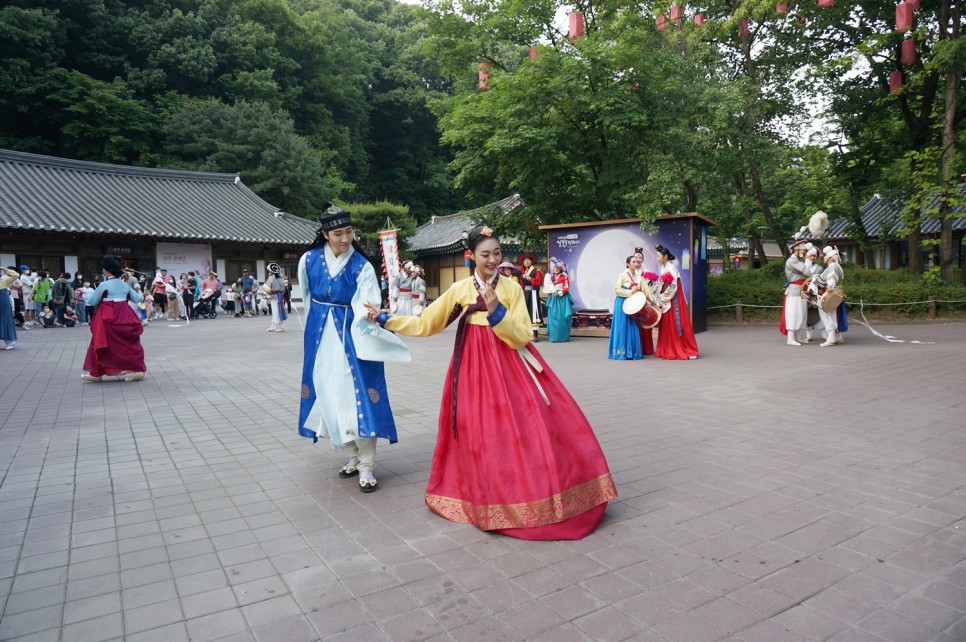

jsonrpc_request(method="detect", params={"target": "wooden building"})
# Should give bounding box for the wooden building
[405,195,531,301]
[0,149,319,284]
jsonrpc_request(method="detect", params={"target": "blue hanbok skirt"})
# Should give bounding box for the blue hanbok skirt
[607,296,642,360]
[546,293,573,343]
[0,290,16,342]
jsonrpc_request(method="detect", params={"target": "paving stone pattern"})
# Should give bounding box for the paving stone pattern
[1,315,965,641]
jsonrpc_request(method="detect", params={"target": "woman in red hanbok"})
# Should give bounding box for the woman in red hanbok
[366,227,616,540]
[82,255,147,382]
[654,244,699,360]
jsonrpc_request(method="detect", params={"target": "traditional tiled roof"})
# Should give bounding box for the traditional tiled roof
[406,194,523,255]
[0,149,320,245]
[804,188,966,240]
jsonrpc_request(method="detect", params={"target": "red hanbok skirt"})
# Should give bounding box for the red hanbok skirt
[426,324,617,540]
[655,282,699,360]
[83,301,146,377]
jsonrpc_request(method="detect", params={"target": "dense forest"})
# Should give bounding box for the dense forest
[0,0,478,219]
[1,0,963,279]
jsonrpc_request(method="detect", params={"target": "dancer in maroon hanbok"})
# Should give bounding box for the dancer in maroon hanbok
[367,227,616,540]
[654,244,699,360]
[82,255,147,382]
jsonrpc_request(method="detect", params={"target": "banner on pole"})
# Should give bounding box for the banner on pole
[379,230,401,302]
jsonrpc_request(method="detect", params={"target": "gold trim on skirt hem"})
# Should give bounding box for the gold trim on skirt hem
[425,473,617,530]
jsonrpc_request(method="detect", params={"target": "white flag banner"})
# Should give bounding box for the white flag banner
[379,230,401,303]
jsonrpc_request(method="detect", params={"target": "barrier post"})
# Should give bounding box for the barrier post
[736,301,743,323]
[928,296,936,319]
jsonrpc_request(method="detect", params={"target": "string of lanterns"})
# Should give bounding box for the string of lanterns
[478,4,919,93]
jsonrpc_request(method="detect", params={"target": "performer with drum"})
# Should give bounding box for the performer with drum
[818,246,846,347]
[634,247,657,355]
[654,245,699,360]
[608,254,645,360]
[781,239,810,346]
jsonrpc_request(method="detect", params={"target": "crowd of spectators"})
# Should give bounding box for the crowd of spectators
[6,265,294,331]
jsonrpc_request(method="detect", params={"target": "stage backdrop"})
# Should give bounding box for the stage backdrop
[542,214,714,332]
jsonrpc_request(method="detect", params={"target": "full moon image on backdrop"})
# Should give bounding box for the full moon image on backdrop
[571,228,661,310]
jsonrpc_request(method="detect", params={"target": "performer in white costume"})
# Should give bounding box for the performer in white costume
[818,246,845,347]
[411,265,427,317]
[781,239,809,346]
[803,245,825,344]
[265,263,287,332]
[393,261,416,316]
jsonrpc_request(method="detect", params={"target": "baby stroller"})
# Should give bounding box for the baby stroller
[192,288,219,319]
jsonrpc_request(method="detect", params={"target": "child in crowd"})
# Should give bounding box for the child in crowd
[41,305,55,328]
[256,290,270,316]
[224,287,236,318]
[63,306,78,327]
[76,280,94,325]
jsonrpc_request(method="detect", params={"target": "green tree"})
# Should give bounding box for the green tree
[48,70,155,164]
[0,5,64,150]
[796,0,965,277]
[161,99,349,217]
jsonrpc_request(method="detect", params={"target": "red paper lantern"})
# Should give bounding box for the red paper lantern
[478,62,490,91]
[528,45,539,60]
[670,4,682,23]
[896,3,912,32]
[738,18,749,38]
[901,38,916,65]
[569,12,585,43]
[656,14,667,31]
[776,3,788,13]
[907,0,920,9]
[694,13,705,25]
[818,0,834,6]
[889,70,903,93]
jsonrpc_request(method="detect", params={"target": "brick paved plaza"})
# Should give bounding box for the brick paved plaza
[1,315,965,641]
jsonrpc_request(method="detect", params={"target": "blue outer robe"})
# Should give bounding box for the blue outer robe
[298,246,408,446]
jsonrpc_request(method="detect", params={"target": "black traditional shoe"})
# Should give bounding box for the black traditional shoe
[338,463,359,478]
[359,478,378,493]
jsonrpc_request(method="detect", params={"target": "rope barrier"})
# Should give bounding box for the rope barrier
[709,298,966,310]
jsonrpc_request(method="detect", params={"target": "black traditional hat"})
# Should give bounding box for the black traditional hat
[318,203,351,232]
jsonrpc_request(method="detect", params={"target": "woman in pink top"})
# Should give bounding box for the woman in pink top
[201,272,221,310]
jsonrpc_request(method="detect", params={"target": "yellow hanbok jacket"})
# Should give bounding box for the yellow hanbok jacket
[386,274,532,349]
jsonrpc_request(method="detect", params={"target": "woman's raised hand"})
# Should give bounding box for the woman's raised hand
[363,301,381,323]
[479,282,499,314]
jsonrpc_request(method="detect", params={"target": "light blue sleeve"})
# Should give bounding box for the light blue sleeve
[298,253,309,317]
[351,261,411,364]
